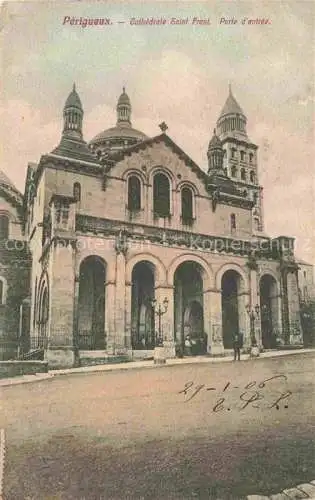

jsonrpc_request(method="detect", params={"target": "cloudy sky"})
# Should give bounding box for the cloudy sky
[0,0,314,263]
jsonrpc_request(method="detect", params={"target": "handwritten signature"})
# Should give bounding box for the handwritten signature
[178,375,292,412]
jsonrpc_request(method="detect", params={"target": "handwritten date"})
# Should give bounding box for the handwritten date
[178,375,292,412]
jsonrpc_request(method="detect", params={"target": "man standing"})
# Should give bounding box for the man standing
[233,332,242,361]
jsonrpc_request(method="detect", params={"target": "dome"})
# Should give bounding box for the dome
[89,87,147,152]
[91,126,147,143]
[117,87,130,106]
[64,83,82,110]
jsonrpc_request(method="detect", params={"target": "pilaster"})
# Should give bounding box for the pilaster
[238,290,251,348]
[207,289,224,355]
[46,240,76,368]
[114,252,127,353]
[105,282,116,353]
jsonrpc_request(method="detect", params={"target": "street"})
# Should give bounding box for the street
[1,352,315,499]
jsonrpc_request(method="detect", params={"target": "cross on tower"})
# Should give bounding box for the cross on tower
[159,121,168,133]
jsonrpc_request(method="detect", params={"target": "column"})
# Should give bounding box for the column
[47,240,76,368]
[155,285,175,358]
[239,290,251,349]
[207,289,224,355]
[72,275,80,365]
[249,269,261,347]
[105,282,116,354]
[114,252,127,353]
[287,270,303,345]
[271,290,283,344]
[124,282,133,351]
[174,281,183,344]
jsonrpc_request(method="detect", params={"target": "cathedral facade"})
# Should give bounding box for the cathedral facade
[0,85,304,366]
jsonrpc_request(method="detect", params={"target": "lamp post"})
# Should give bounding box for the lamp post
[150,297,169,346]
[246,303,260,348]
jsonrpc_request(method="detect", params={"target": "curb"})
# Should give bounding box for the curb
[0,349,314,388]
[247,480,315,499]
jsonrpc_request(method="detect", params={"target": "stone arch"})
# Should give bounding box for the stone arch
[149,165,176,184]
[259,273,281,349]
[77,255,107,350]
[77,249,115,281]
[259,270,280,291]
[37,271,50,340]
[176,180,199,196]
[167,253,214,289]
[122,168,147,184]
[173,258,209,354]
[215,263,249,291]
[126,253,167,286]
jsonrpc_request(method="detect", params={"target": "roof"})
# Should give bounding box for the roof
[110,133,207,179]
[90,125,147,144]
[64,84,82,110]
[0,169,17,190]
[51,136,100,164]
[117,88,130,106]
[219,87,245,118]
[208,130,222,149]
[297,258,314,267]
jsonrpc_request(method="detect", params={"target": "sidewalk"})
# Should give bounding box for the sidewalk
[247,479,315,499]
[1,348,314,388]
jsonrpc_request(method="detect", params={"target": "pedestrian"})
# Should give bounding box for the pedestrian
[233,331,242,361]
[184,334,192,356]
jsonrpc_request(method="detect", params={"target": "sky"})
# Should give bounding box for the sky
[0,0,314,263]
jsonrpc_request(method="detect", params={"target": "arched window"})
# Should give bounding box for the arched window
[249,153,254,163]
[73,182,81,202]
[254,218,260,231]
[231,166,237,178]
[127,176,141,211]
[241,168,246,181]
[181,187,193,223]
[153,173,170,217]
[230,213,236,231]
[250,170,255,183]
[0,215,9,239]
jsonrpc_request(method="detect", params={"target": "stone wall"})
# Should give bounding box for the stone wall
[0,360,48,379]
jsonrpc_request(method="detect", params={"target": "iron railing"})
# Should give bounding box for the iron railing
[76,331,105,350]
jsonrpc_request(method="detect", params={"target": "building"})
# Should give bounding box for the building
[0,84,305,367]
[297,259,315,347]
[0,171,31,359]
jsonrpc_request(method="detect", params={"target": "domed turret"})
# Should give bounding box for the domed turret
[63,83,83,139]
[116,87,131,126]
[51,84,99,164]
[207,129,225,174]
[89,87,147,154]
[216,85,248,140]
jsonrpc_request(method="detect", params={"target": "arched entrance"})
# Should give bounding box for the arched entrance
[221,270,244,348]
[260,274,279,349]
[131,261,155,349]
[77,256,106,350]
[36,282,49,350]
[174,261,206,355]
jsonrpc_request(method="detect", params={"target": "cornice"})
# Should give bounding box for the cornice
[75,214,279,260]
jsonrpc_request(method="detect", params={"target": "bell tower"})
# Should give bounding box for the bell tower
[216,85,264,233]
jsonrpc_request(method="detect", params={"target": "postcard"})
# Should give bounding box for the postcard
[0,1,314,499]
